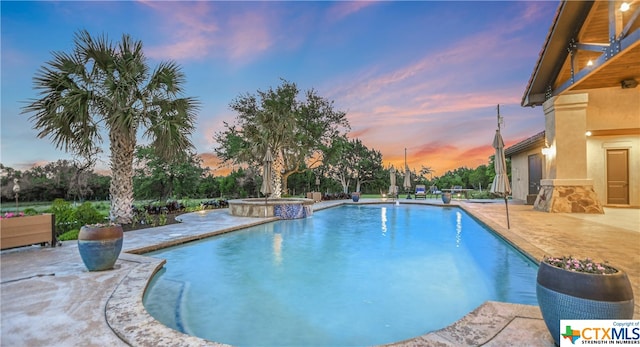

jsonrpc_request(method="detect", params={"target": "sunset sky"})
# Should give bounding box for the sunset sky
[1,1,558,177]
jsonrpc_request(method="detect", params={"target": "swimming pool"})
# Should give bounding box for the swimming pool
[143,204,538,346]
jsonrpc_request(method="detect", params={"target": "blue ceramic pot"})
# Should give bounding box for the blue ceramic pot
[78,224,123,271]
[441,192,451,204]
[536,261,634,345]
[352,194,360,202]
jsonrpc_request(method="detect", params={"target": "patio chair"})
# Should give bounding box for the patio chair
[429,185,442,198]
[415,185,427,199]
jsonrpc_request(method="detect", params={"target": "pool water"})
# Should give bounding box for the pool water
[144,204,538,346]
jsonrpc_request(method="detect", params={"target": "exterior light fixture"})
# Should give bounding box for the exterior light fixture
[620,2,630,11]
[585,131,592,136]
[621,79,638,89]
[587,60,593,66]
[541,140,554,156]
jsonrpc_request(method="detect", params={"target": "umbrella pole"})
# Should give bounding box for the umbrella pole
[504,197,510,229]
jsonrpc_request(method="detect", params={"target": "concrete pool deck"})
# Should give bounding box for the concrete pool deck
[1,198,638,346]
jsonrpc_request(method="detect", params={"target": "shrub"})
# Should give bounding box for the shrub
[158,212,167,226]
[469,190,494,199]
[49,199,75,235]
[74,202,104,226]
[58,229,79,241]
[93,202,110,213]
[23,208,39,216]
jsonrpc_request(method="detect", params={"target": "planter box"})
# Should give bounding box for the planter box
[0,214,56,250]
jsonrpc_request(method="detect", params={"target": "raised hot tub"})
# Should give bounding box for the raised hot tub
[228,198,314,219]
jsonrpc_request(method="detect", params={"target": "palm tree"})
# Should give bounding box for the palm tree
[23,30,199,224]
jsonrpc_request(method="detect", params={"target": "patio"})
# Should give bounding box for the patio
[1,199,638,346]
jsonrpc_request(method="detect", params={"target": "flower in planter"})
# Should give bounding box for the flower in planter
[542,255,617,275]
[83,222,121,228]
[1,212,25,219]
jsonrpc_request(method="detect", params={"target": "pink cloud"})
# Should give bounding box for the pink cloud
[348,126,374,139]
[226,11,274,61]
[146,37,214,61]
[198,152,223,175]
[139,1,277,64]
[327,1,377,21]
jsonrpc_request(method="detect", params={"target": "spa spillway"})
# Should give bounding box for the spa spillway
[228,198,314,219]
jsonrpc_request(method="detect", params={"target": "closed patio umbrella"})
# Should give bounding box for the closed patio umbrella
[403,164,411,198]
[403,148,411,198]
[389,166,396,198]
[261,147,274,201]
[490,106,511,229]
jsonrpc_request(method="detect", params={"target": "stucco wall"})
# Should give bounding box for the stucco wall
[587,135,640,207]
[510,147,545,202]
[569,87,639,207]
[584,87,640,130]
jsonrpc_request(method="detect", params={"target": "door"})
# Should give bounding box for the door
[528,154,543,195]
[607,149,629,205]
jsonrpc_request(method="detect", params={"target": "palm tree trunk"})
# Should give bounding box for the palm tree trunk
[109,130,135,224]
[272,156,283,198]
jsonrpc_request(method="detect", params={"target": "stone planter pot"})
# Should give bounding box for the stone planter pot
[441,192,452,204]
[536,261,634,345]
[78,224,124,271]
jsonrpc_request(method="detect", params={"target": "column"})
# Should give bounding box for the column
[534,93,604,213]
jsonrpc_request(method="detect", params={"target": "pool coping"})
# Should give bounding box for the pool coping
[106,200,556,346]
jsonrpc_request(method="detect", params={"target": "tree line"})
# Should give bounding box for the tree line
[1,148,505,204]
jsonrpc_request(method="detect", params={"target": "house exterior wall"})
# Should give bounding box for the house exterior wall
[535,87,639,211]
[587,136,640,207]
[543,93,589,180]
[535,93,603,213]
[510,147,545,202]
[585,87,639,130]
[583,87,640,207]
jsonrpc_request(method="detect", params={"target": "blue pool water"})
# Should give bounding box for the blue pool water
[144,204,538,346]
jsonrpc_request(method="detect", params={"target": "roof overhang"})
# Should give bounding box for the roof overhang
[505,131,546,157]
[522,0,640,107]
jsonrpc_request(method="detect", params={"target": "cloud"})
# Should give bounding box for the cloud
[198,152,221,173]
[348,126,374,139]
[140,1,278,64]
[326,1,377,21]
[315,3,552,176]
[137,1,547,178]
[226,11,274,61]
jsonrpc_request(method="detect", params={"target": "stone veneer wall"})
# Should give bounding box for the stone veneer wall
[228,199,315,219]
[229,203,273,218]
[534,185,604,213]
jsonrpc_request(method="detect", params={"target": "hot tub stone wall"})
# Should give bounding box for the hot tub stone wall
[228,199,314,219]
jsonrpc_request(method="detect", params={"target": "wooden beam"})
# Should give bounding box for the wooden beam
[554,31,640,94]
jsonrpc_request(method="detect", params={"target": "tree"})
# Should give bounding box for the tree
[214,79,349,197]
[133,145,205,200]
[23,30,199,223]
[469,164,491,190]
[322,137,356,193]
[322,137,383,193]
[417,165,435,185]
[68,150,100,202]
[198,174,221,198]
[352,139,383,193]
